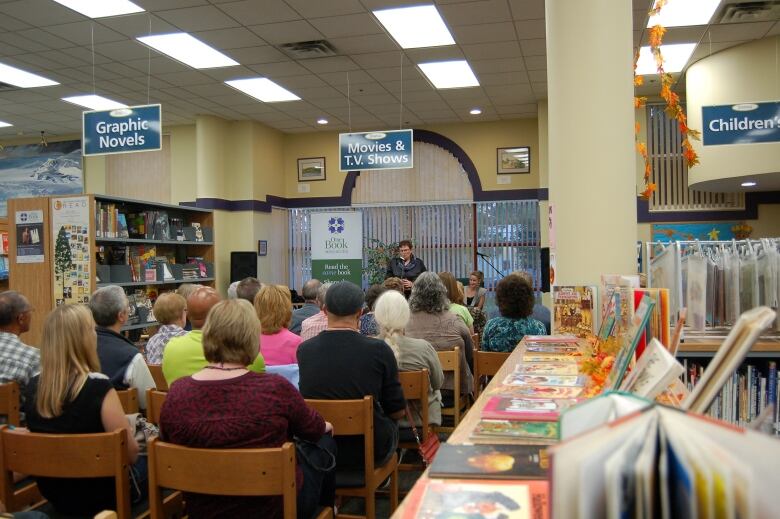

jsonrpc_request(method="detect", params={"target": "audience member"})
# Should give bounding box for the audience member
[161,299,335,519]
[374,290,444,427]
[512,271,552,334]
[289,279,321,334]
[23,304,142,516]
[382,277,405,294]
[255,285,302,366]
[227,281,240,299]
[300,282,330,341]
[145,292,187,364]
[359,284,386,336]
[89,286,155,410]
[175,283,201,331]
[406,272,474,403]
[298,281,405,469]
[482,275,547,352]
[464,271,487,310]
[162,287,265,385]
[236,276,262,304]
[0,291,40,405]
[438,272,474,332]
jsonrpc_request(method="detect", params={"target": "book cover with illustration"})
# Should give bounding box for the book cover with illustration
[522,353,579,363]
[429,444,548,479]
[489,384,584,399]
[517,362,579,376]
[552,285,598,338]
[503,373,584,387]
[472,420,559,441]
[482,396,580,421]
[524,343,583,355]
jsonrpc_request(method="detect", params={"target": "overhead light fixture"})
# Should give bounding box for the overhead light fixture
[137,33,239,69]
[52,0,144,18]
[635,43,696,74]
[647,0,720,28]
[316,118,329,125]
[469,108,482,115]
[0,120,12,128]
[418,60,479,89]
[62,94,128,110]
[225,78,300,102]
[373,5,455,49]
[0,62,59,88]
[741,181,757,187]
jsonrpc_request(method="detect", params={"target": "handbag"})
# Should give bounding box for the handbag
[403,402,440,466]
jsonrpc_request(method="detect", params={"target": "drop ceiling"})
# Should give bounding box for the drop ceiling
[0,0,777,137]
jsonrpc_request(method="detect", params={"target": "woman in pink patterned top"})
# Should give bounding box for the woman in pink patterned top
[160,299,334,518]
[254,285,303,365]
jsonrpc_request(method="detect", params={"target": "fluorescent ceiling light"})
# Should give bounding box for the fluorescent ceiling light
[373,5,455,49]
[137,33,239,69]
[741,181,757,187]
[647,0,721,28]
[0,120,12,128]
[317,118,328,125]
[62,95,128,110]
[0,62,59,88]
[52,0,144,18]
[225,78,300,102]
[419,60,479,89]
[635,43,696,74]
[469,108,482,115]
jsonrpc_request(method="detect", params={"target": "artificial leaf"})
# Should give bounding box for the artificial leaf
[640,183,657,200]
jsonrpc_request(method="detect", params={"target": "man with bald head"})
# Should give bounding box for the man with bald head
[162,286,265,385]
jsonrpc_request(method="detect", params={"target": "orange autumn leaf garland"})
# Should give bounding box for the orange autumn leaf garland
[634,0,700,200]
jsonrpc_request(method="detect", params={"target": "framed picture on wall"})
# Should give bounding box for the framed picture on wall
[298,157,326,182]
[497,147,530,174]
[258,240,268,257]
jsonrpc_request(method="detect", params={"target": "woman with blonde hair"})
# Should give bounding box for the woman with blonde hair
[374,290,444,427]
[437,271,474,332]
[23,304,141,516]
[254,284,303,365]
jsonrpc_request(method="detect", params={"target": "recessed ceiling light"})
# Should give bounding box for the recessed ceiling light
[419,60,480,89]
[741,181,757,187]
[52,0,144,18]
[138,33,239,69]
[225,78,300,103]
[469,108,482,115]
[0,120,12,128]
[647,0,720,28]
[635,43,696,75]
[0,62,59,88]
[62,95,128,110]
[374,5,455,49]
[317,118,328,125]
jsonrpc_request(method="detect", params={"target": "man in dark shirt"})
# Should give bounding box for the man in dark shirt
[298,281,405,468]
[289,278,321,335]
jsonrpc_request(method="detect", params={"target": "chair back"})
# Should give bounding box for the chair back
[305,396,373,469]
[436,347,461,429]
[147,364,168,391]
[116,388,139,414]
[0,427,130,518]
[0,383,20,427]
[145,389,167,427]
[147,438,296,519]
[471,333,480,351]
[473,351,511,399]
[397,370,429,441]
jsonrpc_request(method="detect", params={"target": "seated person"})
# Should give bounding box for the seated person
[374,290,444,427]
[144,292,187,365]
[382,277,405,294]
[0,291,40,414]
[162,287,264,385]
[175,283,202,331]
[359,284,386,336]
[89,285,155,409]
[300,283,331,341]
[289,279,321,335]
[236,276,262,304]
[438,272,474,332]
[482,274,547,352]
[23,304,143,516]
[512,270,552,334]
[160,299,334,519]
[464,270,487,310]
[298,281,405,468]
[255,284,302,366]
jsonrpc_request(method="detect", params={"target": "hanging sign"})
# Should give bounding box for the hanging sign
[82,104,162,156]
[339,129,413,171]
[310,212,363,286]
[702,101,780,146]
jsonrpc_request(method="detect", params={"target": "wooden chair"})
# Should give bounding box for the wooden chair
[147,364,168,391]
[0,426,131,519]
[305,396,398,519]
[145,389,167,426]
[397,370,430,471]
[436,347,463,433]
[95,512,118,519]
[148,438,307,519]
[471,332,480,351]
[116,388,139,414]
[0,382,20,427]
[473,351,511,399]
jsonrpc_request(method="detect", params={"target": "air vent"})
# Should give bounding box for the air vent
[277,40,339,60]
[0,81,18,92]
[716,1,780,23]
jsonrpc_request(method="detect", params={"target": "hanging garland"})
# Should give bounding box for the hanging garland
[634,0,701,200]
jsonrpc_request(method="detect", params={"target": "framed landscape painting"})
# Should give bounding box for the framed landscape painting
[298,157,326,181]
[497,147,530,174]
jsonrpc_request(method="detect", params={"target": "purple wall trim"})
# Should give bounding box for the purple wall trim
[636,190,780,223]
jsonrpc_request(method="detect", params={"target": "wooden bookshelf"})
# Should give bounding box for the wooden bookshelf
[678,340,780,357]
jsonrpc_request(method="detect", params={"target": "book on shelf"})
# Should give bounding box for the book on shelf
[0,231,8,255]
[559,391,651,441]
[481,396,580,422]
[633,287,670,357]
[604,293,657,391]
[428,444,549,480]
[472,419,559,442]
[600,274,640,336]
[552,285,598,338]
[619,338,685,399]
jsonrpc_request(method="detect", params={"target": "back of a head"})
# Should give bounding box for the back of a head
[373,290,410,335]
[324,281,364,317]
[383,277,404,294]
[153,292,187,326]
[364,284,387,311]
[254,284,292,334]
[202,299,260,366]
[176,283,202,301]
[511,270,534,287]
[496,275,535,319]
[187,286,221,329]
[301,278,322,301]
[409,271,448,314]
[227,281,240,299]
[236,277,262,304]
[88,285,127,327]
[0,291,30,328]
[316,282,331,307]
[437,271,461,305]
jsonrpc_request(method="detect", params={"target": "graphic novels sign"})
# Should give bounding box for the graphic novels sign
[83,104,162,156]
[339,129,413,171]
[310,212,363,286]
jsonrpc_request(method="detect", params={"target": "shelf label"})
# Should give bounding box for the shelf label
[82,104,162,156]
[339,129,413,171]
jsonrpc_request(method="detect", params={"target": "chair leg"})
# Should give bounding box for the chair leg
[365,489,375,519]
[389,468,399,512]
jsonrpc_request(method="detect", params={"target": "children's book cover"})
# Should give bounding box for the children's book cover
[429,444,549,479]
[472,420,559,440]
[482,396,580,421]
[517,362,579,375]
[503,373,583,387]
[552,285,598,338]
[489,385,584,399]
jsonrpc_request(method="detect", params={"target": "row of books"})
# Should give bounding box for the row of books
[96,245,211,283]
[95,202,200,241]
[0,255,8,279]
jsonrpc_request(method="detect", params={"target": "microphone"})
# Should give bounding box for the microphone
[476,251,490,258]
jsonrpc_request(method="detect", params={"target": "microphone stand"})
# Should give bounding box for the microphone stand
[476,252,504,279]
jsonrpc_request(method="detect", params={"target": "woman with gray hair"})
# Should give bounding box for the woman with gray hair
[406,272,474,405]
[374,290,444,426]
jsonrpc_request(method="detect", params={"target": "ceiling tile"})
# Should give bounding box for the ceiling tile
[295,85,344,99]
[652,26,707,45]
[526,69,546,82]
[485,83,534,97]
[277,74,328,88]
[519,38,545,56]
[184,83,235,97]
[507,0,545,21]
[248,20,323,45]
[351,51,403,69]
[228,45,288,65]
[514,19,545,39]
[523,55,546,70]
[384,78,432,92]
[0,42,25,56]
[16,28,71,50]
[42,22,128,46]
[398,90,442,102]
[154,69,217,87]
[11,51,71,71]
[124,56,193,74]
[331,81,389,96]
[328,34,397,54]
[707,22,774,43]
[248,60,311,77]
[194,27,266,49]
[366,66,421,82]
[0,0,83,27]
[284,0,365,18]
[309,97,349,108]
[440,0,512,25]
[96,14,178,39]
[0,13,31,32]
[768,21,780,36]
[451,22,516,44]
[308,13,383,38]
[200,65,257,81]
[216,0,301,25]
[156,5,240,31]
[479,71,529,86]
[91,41,152,62]
[0,33,50,53]
[301,56,360,73]
[404,47,465,64]
[462,41,522,60]
[471,57,525,73]
[134,0,209,9]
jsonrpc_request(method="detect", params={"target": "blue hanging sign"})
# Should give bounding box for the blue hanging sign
[702,101,780,146]
[82,104,162,156]
[339,129,413,171]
